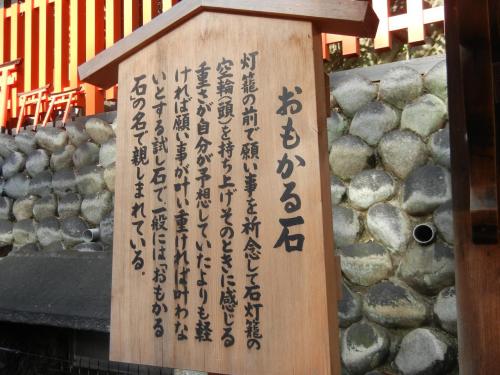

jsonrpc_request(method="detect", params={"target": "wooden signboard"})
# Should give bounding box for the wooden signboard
[79,1,377,374]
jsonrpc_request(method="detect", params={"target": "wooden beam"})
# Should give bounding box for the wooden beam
[85,0,105,114]
[9,1,22,117]
[0,3,6,64]
[38,0,54,87]
[69,0,85,88]
[105,0,122,100]
[54,0,69,92]
[24,0,38,93]
[124,0,140,36]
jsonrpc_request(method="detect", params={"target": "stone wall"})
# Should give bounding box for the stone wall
[0,117,116,254]
[329,59,458,375]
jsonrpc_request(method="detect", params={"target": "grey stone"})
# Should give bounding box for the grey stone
[364,280,429,328]
[2,151,26,178]
[424,60,448,101]
[14,132,37,154]
[77,165,105,196]
[378,130,428,179]
[398,241,455,295]
[50,144,76,171]
[0,133,18,157]
[331,74,378,117]
[173,370,207,375]
[0,196,12,220]
[395,328,457,375]
[44,241,66,253]
[110,117,118,133]
[99,138,116,168]
[85,117,114,144]
[35,127,68,152]
[52,168,77,194]
[348,169,395,210]
[349,102,399,146]
[36,216,61,247]
[367,203,411,253]
[433,201,454,244]
[401,94,447,138]
[12,242,41,254]
[58,193,82,219]
[33,194,58,220]
[331,175,346,204]
[338,281,362,328]
[29,170,52,196]
[12,219,37,246]
[99,212,114,245]
[74,242,105,252]
[402,165,452,215]
[327,111,349,149]
[339,242,393,286]
[428,127,450,168]
[73,142,100,168]
[25,149,50,177]
[12,196,36,220]
[0,219,13,246]
[434,287,457,334]
[341,321,389,375]
[65,122,89,146]
[61,216,88,246]
[329,135,373,179]
[103,166,115,192]
[81,191,113,225]
[4,173,31,199]
[333,205,361,247]
[379,66,423,109]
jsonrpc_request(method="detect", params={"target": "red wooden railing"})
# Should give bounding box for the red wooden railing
[0,0,444,129]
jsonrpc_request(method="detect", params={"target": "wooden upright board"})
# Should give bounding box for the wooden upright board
[112,11,339,375]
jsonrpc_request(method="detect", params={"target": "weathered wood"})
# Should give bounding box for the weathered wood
[78,0,378,89]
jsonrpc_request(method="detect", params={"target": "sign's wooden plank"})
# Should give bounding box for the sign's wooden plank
[111,11,339,375]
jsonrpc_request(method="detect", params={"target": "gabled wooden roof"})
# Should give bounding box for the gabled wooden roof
[78,0,378,89]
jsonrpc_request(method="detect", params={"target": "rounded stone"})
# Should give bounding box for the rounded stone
[401,94,447,138]
[29,170,53,196]
[25,149,50,177]
[76,165,105,196]
[395,328,457,375]
[367,203,411,253]
[110,117,118,133]
[0,196,12,220]
[364,280,430,328]
[13,219,37,246]
[331,175,346,205]
[0,133,18,157]
[50,144,76,171]
[44,241,66,252]
[348,169,396,210]
[14,132,37,155]
[12,243,41,255]
[434,287,457,334]
[338,281,363,328]
[402,165,452,215]
[349,102,399,146]
[2,151,26,178]
[327,111,349,150]
[433,201,454,244]
[74,242,106,252]
[378,130,428,179]
[173,370,207,375]
[65,122,89,146]
[58,192,82,219]
[35,127,68,152]
[341,321,389,375]
[33,194,58,220]
[329,135,373,179]
[61,216,89,246]
[36,216,61,248]
[331,74,378,117]
[4,173,31,199]
[333,205,361,247]
[0,219,13,246]
[424,60,448,101]
[100,212,114,245]
[85,117,114,144]
[81,191,113,225]
[12,196,36,220]
[52,168,77,194]
[99,138,116,168]
[428,127,450,168]
[379,66,423,109]
[103,166,116,192]
[339,242,393,286]
[73,142,100,169]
